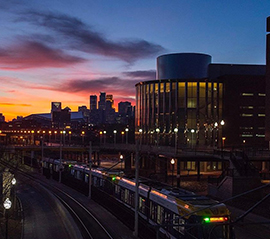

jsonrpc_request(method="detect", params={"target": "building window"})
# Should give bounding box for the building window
[241,134,253,137]
[240,114,253,117]
[240,106,253,109]
[256,134,265,137]
[241,93,254,96]
[258,114,265,117]
[240,127,253,130]
[258,93,266,97]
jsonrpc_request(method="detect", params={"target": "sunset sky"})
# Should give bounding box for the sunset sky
[1,0,270,121]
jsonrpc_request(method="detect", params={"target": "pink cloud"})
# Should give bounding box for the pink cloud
[0,40,85,70]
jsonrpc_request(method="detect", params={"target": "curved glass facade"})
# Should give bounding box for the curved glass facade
[135,79,223,147]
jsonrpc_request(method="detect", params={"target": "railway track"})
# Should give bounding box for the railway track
[0,159,115,239]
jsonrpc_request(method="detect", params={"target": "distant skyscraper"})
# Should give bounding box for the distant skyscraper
[98,92,106,110]
[106,94,114,108]
[0,113,5,122]
[51,102,62,112]
[118,101,131,115]
[90,95,97,110]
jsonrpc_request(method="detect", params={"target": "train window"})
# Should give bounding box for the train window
[71,169,75,175]
[125,189,129,204]
[121,188,125,202]
[129,191,135,207]
[139,197,146,214]
[85,174,89,183]
[150,202,157,222]
[115,185,120,195]
[157,205,164,224]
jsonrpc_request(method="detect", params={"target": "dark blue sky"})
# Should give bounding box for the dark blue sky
[0,0,269,120]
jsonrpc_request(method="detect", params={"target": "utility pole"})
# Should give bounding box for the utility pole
[134,141,139,238]
[59,132,62,183]
[88,141,92,199]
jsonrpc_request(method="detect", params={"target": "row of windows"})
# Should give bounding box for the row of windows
[241,93,265,96]
[240,114,265,117]
[115,186,184,235]
[240,106,265,109]
[240,134,265,138]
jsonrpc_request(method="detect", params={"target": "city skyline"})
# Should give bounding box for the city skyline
[1,0,270,121]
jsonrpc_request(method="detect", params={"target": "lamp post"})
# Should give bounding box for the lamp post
[174,128,178,155]
[220,120,225,157]
[170,158,175,187]
[3,198,12,239]
[63,130,66,146]
[191,129,195,150]
[69,131,71,145]
[100,131,102,146]
[155,128,160,146]
[120,154,123,171]
[49,131,52,146]
[88,141,92,199]
[113,130,117,146]
[139,128,143,148]
[121,131,124,144]
[125,128,129,144]
[81,131,85,145]
[41,136,44,174]
[59,131,63,183]
[103,131,106,145]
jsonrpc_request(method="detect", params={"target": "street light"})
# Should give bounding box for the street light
[103,131,106,145]
[99,131,103,145]
[191,129,195,149]
[113,130,117,146]
[125,128,129,144]
[174,128,178,155]
[155,128,160,146]
[139,129,143,147]
[63,130,66,146]
[170,158,175,187]
[81,131,85,144]
[3,198,12,239]
[121,131,124,143]
[120,154,124,171]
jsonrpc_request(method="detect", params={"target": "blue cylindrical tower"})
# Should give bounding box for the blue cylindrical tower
[157,53,212,80]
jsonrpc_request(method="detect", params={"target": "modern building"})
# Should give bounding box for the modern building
[136,53,266,148]
[98,92,106,110]
[90,95,97,111]
[0,113,5,122]
[265,16,270,147]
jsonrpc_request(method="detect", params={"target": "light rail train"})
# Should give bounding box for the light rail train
[42,158,235,239]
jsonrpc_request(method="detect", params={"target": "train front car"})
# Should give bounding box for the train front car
[174,194,233,239]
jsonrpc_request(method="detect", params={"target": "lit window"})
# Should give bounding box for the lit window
[241,93,254,96]
[258,93,266,97]
[241,134,253,137]
[256,134,265,138]
[240,127,253,130]
[240,106,253,109]
[241,114,253,117]
[258,114,265,117]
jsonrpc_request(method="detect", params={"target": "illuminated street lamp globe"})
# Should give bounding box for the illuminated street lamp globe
[139,129,143,133]
[3,198,12,210]
[170,158,175,165]
[220,120,225,126]
[191,129,195,133]
[11,178,16,185]
[174,128,178,133]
